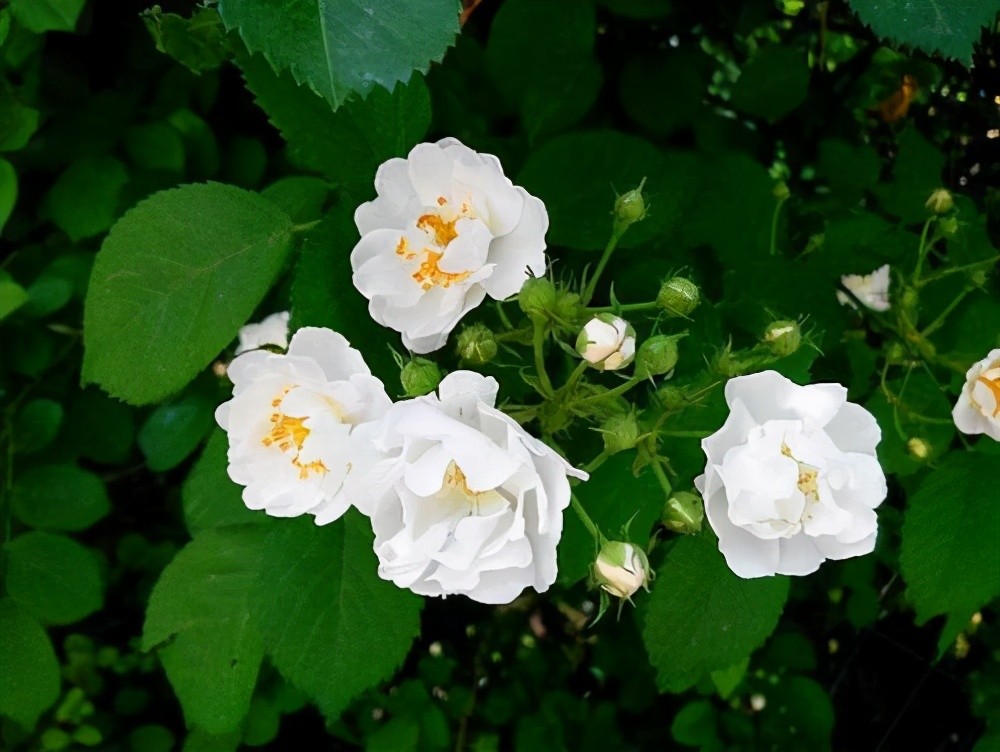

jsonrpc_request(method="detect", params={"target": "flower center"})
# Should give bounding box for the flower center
[262,389,328,479]
[396,196,479,292]
[436,461,505,515]
[417,213,459,247]
[781,442,820,504]
[974,367,1000,417]
[411,250,473,292]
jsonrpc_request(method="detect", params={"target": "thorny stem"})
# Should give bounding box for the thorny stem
[572,375,642,409]
[917,254,1000,287]
[582,231,623,305]
[571,494,602,543]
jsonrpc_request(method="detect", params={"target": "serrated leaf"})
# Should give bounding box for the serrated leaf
[143,526,268,734]
[250,513,422,721]
[82,183,294,405]
[641,534,789,692]
[0,599,60,729]
[12,464,110,532]
[240,53,431,196]
[847,0,998,64]
[218,0,458,109]
[4,532,104,625]
[183,429,266,535]
[900,453,1000,638]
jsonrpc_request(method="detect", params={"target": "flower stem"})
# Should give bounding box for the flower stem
[917,254,1000,287]
[587,301,659,314]
[532,321,555,397]
[560,359,590,395]
[582,231,624,305]
[581,451,610,475]
[912,216,936,282]
[769,195,788,256]
[571,494,602,543]
[572,375,642,409]
[920,286,974,337]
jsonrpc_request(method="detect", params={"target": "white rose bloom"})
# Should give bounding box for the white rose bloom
[353,371,588,604]
[351,138,548,354]
[695,371,887,579]
[952,348,1000,441]
[576,314,636,371]
[235,311,290,355]
[836,264,891,312]
[215,327,391,525]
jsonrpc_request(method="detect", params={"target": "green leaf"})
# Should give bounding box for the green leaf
[137,380,217,472]
[240,54,431,195]
[9,0,85,33]
[847,0,998,64]
[12,464,110,532]
[619,50,710,137]
[671,700,721,749]
[82,182,295,405]
[0,599,60,729]
[183,729,241,752]
[900,453,1000,637]
[731,44,810,122]
[641,534,789,692]
[4,531,104,625]
[517,130,679,251]
[0,273,29,321]
[42,156,129,242]
[218,0,458,109]
[0,157,16,233]
[125,123,186,174]
[143,526,267,734]
[251,513,422,720]
[183,429,266,535]
[261,176,333,224]
[0,91,40,152]
[12,398,63,454]
[291,207,400,386]
[142,6,231,74]
[485,0,601,141]
[872,124,946,223]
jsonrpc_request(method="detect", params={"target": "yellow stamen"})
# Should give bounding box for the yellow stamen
[417,213,459,247]
[412,250,472,291]
[975,374,1000,417]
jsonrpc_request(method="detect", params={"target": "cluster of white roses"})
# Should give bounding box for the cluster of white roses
[214,138,995,606]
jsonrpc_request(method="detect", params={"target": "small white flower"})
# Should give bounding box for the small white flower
[695,371,887,578]
[952,348,1000,441]
[352,371,588,604]
[235,311,290,355]
[215,327,391,524]
[576,314,636,371]
[836,264,891,312]
[351,138,548,354]
[593,541,651,600]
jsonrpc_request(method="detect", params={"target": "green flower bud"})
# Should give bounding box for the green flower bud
[925,188,954,214]
[763,320,802,358]
[400,357,442,397]
[598,412,641,455]
[613,177,648,233]
[592,540,652,600]
[657,276,700,317]
[655,385,687,411]
[938,216,959,237]
[907,437,931,460]
[772,181,790,201]
[635,334,684,379]
[662,491,704,534]
[456,324,497,365]
[518,276,557,323]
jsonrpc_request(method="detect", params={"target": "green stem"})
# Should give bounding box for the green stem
[913,217,936,282]
[920,286,974,337]
[532,322,555,397]
[769,196,788,256]
[571,494,602,543]
[573,375,642,409]
[581,451,610,475]
[917,254,1000,287]
[582,232,624,305]
[561,359,590,395]
[658,429,712,439]
[587,301,659,314]
[650,456,674,498]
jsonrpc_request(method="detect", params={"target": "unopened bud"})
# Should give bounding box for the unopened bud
[662,491,704,534]
[938,216,959,237]
[655,385,687,411]
[635,334,684,379]
[456,324,497,365]
[925,188,954,214]
[773,181,790,201]
[592,541,652,600]
[657,277,699,318]
[400,357,442,397]
[598,412,641,455]
[907,437,931,460]
[763,320,802,358]
[576,314,636,371]
[613,178,648,233]
[518,276,557,323]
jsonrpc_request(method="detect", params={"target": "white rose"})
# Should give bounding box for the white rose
[695,370,887,578]
[352,371,588,604]
[952,348,1000,441]
[215,327,391,525]
[576,314,636,371]
[836,264,891,312]
[235,311,290,355]
[351,138,548,354]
